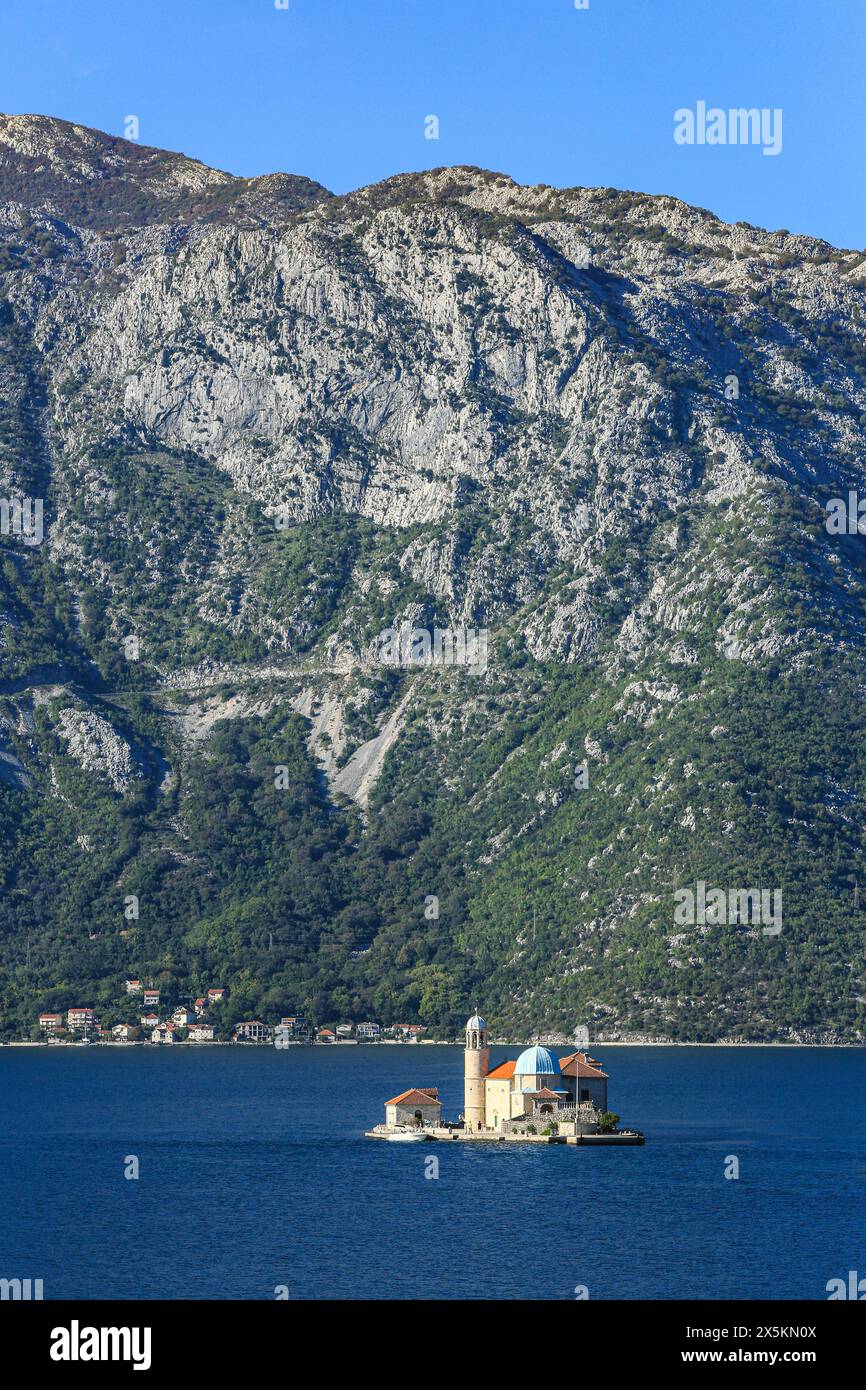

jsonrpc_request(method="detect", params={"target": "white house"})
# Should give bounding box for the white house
[67,1008,97,1033]
[279,1016,310,1040]
[233,1021,270,1041]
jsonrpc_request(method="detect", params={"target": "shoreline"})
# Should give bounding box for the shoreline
[1,1038,861,1050]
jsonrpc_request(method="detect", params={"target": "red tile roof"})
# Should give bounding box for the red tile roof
[385,1088,442,1107]
[559,1051,609,1080]
[486,1060,516,1080]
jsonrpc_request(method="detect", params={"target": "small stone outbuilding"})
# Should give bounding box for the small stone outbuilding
[385,1087,442,1127]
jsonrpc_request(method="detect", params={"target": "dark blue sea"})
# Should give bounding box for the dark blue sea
[1,1044,864,1300]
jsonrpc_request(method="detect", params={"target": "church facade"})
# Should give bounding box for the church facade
[464,1012,609,1134]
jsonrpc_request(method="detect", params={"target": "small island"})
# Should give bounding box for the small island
[366,1011,645,1145]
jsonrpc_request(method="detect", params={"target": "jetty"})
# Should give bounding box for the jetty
[366,1124,645,1145]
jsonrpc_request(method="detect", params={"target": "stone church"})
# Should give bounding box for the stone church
[464,1011,609,1134]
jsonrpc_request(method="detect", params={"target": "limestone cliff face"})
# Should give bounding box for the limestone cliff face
[2,118,865,1039]
[4,129,863,671]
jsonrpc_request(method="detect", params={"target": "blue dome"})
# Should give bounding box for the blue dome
[514,1045,557,1075]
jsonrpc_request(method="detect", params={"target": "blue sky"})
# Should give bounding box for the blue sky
[0,0,863,247]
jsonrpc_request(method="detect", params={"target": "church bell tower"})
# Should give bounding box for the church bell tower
[463,1011,489,1133]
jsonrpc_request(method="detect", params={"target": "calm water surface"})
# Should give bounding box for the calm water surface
[1,1044,864,1300]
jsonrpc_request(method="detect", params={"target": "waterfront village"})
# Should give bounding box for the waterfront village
[367,1011,645,1145]
[34,983,426,1046]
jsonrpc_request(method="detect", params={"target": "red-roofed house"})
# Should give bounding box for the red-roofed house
[391,1023,426,1040]
[385,1087,442,1128]
[558,1051,609,1111]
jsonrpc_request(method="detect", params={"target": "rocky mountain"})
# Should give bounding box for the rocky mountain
[2,114,866,1041]
[0,113,330,229]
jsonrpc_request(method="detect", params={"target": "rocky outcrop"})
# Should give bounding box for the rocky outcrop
[55,708,142,793]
